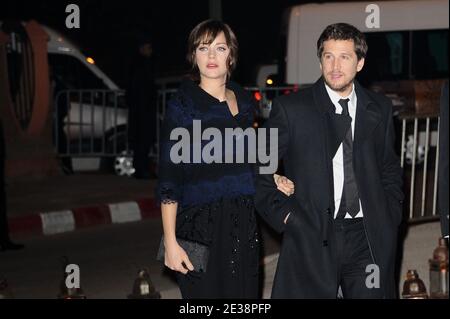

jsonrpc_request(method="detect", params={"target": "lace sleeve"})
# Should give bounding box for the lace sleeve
[156,182,181,205]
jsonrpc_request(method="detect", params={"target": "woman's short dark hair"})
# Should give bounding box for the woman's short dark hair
[317,23,368,61]
[187,19,238,80]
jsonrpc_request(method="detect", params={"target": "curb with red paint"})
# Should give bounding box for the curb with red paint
[8,198,160,237]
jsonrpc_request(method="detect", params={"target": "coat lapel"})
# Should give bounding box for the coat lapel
[353,82,382,152]
[312,77,350,213]
[313,78,351,159]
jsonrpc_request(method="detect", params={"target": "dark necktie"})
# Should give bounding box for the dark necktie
[337,98,360,218]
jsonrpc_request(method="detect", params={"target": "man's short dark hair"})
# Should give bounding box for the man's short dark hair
[317,23,368,60]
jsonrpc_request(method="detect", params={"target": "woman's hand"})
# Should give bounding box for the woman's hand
[274,174,295,196]
[164,239,194,274]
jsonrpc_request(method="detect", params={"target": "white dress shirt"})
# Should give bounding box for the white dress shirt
[325,83,364,219]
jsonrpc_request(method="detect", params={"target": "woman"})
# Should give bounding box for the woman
[156,20,294,298]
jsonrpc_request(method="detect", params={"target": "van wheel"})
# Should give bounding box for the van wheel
[113,150,135,176]
[101,150,135,177]
[100,134,134,176]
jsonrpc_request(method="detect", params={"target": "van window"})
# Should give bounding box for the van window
[358,29,448,86]
[358,31,409,85]
[48,53,107,90]
[412,29,448,79]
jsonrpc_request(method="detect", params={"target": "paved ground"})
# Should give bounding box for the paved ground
[2,172,445,299]
[1,215,281,299]
[7,173,155,218]
[6,174,158,236]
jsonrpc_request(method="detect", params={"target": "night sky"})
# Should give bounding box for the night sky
[2,0,313,87]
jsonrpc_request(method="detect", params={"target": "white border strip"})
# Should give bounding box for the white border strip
[109,202,142,224]
[40,210,75,235]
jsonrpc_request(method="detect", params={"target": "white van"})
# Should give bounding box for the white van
[283,0,449,162]
[286,0,449,85]
[0,20,133,175]
[44,25,119,90]
[44,25,132,175]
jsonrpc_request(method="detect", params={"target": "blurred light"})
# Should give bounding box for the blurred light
[283,90,291,95]
[266,78,274,85]
[254,92,262,101]
[253,121,259,128]
[86,57,95,65]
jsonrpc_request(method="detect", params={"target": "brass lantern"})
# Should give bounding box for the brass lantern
[58,279,86,299]
[127,268,161,299]
[402,270,428,299]
[429,238,449,299]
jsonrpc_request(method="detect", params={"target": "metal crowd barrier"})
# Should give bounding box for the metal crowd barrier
[399,112,440,222]
[53,89,128,157]
[54,87,442,223]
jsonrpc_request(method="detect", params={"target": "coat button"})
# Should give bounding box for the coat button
[323,240,328,247]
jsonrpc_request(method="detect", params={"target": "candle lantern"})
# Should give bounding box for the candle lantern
[402,269,428,299]
[429,238,448,299]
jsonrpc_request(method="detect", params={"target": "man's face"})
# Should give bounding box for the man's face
[320,39,365,96]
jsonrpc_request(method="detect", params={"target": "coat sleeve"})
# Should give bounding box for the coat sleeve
[155,100,184,205]
[254,98,299,233]
[438,81,449,237]
[381,99,404,225]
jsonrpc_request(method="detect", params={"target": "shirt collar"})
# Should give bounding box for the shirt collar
[324,82,356,111]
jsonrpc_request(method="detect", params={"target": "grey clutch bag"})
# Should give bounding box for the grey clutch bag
[156,236,210,273]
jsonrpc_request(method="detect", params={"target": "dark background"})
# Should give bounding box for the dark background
[1,0,315,87]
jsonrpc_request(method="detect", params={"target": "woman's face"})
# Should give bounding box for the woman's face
[195,31,230,82]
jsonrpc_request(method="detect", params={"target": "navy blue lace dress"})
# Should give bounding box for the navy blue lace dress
[156,79,259,298]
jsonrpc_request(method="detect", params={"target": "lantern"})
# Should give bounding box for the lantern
[402,269,428,299]
[127,268,161,299]
[429,238,448,299]
[57,256,86,299]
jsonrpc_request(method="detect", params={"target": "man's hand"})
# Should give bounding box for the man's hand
[274,174,295,196]
[284,212,291,224]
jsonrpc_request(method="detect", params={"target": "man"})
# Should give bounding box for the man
[50,66,73,174]
[438,81,448,239]
[127,35,157,179]
[0,121,24,251]
[255,23,403,298]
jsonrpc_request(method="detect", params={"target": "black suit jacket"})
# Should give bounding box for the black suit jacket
[255,78,403,298]
[439,81,449,238]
